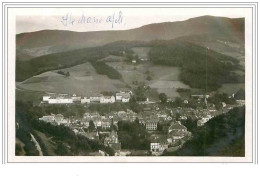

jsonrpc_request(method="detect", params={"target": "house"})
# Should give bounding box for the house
[90,94,101,103]
[81,97,90,104]
[116,91,131,102]
[150,135,168,153]
[131,59,136,63]
[157,111,168,119]
[168,121,187,133]
[122,94,130,102]
[100,96,116,104]
[93,118,102,128]
[72,94,81,102]
[168,130,186,142]
[101,119,111,129]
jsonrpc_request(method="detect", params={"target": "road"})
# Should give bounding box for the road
[30,133,43,156]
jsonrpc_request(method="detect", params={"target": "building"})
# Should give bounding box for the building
[43,93,73,104]
[72,94,81,103]
[81,97,90,104]
[100,96,116,104]
[168,130,186,142]
[93,118,102,128]
[157,111,168,120]
[122,94,130,102]
[150,135,168,153]
[116,91,131,102]
[101,119,111,129]
[39,114,70,126]
[90,94,101,103]
[145,119,158,131]
[168,121,187,133]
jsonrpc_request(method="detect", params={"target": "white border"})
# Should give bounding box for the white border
[4,3,255,163]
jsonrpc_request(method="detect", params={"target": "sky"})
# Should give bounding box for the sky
[16,7,246,34]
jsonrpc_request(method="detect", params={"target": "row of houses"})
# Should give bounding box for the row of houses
[42,91,132,104]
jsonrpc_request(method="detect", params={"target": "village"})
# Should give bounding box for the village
[38,89,245,156]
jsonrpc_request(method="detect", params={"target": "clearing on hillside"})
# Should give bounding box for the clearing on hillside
[17,62,127,96]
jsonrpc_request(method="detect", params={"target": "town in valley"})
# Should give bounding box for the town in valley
[15,15,246,157]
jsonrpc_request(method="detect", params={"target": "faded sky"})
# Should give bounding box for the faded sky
[16,8,246,34]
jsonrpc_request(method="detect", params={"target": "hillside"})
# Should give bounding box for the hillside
[149,40,244,90]
[163,106,245,156]
[16,38,244,95]
[16,16,244,59]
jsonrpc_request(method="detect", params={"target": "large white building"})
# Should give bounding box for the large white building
[43,93,73,104]
[100,96,116,104]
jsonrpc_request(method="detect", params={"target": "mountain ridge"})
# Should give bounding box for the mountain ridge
[16,15,245,59]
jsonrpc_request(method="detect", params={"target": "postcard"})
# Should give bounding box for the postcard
[3,3,257,163]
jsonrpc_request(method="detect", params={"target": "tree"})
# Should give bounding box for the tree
[159,93,167,103]
[174,97,183,107]
[88,120,96,132]
[146,76,152,81]
[65,71,70,77]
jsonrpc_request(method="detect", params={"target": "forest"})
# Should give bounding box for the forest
[149,40,244,91]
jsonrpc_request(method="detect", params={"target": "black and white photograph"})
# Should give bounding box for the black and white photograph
[2,2,257,163]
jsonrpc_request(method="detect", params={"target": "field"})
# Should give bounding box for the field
[17,62,127,97]
[106,56,189,99]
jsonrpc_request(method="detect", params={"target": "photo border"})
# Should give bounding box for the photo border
[1,2,258,164]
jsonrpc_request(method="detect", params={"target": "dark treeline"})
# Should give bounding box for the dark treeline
[149,40,244,91]
[163,106,245,156]
[91,61,122,79]
[16,44,131,82]
[16,101,115,156]
[117,120,151,150]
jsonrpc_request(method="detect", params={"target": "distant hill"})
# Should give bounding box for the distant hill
[16,16,244,59]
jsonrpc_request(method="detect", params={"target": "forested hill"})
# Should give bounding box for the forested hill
[149,40,244,90]
[163,106,245,156]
